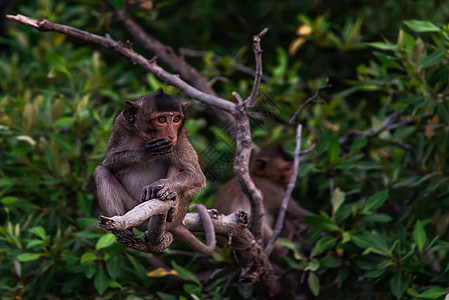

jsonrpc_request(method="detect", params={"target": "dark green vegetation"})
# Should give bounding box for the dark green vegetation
[1,0,449,299]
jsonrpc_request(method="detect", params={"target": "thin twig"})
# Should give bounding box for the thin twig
[289,78,332,125]
[6,14,236,113]
[338,112,433,146]
[113,10,236,127]
[180,48,271,82]
[248,28,268,106]
[265,123,302,256]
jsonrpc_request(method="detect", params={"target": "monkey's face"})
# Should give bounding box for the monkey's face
[145,111,184,145]
[266,158,294,189]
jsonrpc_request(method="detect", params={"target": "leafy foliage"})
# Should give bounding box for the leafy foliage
[1,0,449,299]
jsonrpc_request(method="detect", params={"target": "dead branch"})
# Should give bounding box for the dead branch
[289,78,332,124]
[6,14,235,113]
[338,112,433,146]
[180,48,271,82]
[231,28,268,245]
[184,210,280,295]
[99,198,174,230]
[265,123,302,256]
[113,10,235,128]
[8,14,279,294]
[248,28,268,106]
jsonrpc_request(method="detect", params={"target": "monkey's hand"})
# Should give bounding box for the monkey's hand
[141,182,177,201]
[145,137,173,156]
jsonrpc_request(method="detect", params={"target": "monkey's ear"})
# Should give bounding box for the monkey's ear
[156,88,164,95]
[181,103,187,112]
[123,101,140,122]
[252,157,268,176]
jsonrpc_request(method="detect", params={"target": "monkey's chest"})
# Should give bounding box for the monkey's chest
[117,159,168,200]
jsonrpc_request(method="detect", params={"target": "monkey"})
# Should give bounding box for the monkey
[212,146,314,257]
[94,88,215,254]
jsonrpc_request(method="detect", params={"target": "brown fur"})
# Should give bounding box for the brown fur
[212,146,314,257]
[95,89,214,254]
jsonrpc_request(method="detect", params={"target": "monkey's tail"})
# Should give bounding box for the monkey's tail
[173,204,216,254]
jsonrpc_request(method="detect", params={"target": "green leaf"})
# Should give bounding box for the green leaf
[80,253,98,264]
[29,226,46,239]
[184,283,202,298]
[437,103,449,124]
[327,134,340,162]
[16,253,42,262]
[389,272,408,299]
[413,220,426,253]
[367,42,398,51]
[350,135,368,152]
[362,214,392,224]
[94,266,108,296]
[45,50,68,74]
[364,189,389,211]
[107,0,125,10]
[307,272,320,296]
[311,236,337,257]
[157,292,179,300]
[1,196,18,205]
[96,233,115,250]
[106,256,121,280]
[416,287,447,299]
[418,50,445,68]
[352,232,389,254]
[331,188,345,215]
[53,116,76,127]
[403,20,440,33]
[305,216,340,232]
[171,261,200,285]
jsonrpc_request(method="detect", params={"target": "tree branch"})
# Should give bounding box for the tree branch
[183,210,279,295]
[289,78,332,124]
[179,48,271,82]
[265,123,302,256]
[248,28,268,106]
[8,13,279,295]
[113,10,236,127]
[6,14,236,113]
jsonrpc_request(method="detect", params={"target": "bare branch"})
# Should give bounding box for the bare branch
[113,10,236,127]
[6,14,236,113]
[228,28,269,244]
[265,123,302,256]
[289,78,332,125]
[180,48,271,82]
[99,199,174,230]
[184,210,280,295]
[248,28,268,106]
[338,112,433,146]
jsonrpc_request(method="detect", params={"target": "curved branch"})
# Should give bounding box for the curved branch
[248,28,268,106]
[6,14,236,113]
[230,28,269,245]
[183,210,280,295]
[113,10,236,127]
[99,198,174,230]
[265,123,302,256]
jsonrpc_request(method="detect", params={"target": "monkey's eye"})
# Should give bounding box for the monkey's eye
[173,116,181,123]
[157,117,167,123]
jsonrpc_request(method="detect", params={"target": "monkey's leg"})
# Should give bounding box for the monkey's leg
[146,214,167,245]
[171,204,216,254]
[95,165,149,231]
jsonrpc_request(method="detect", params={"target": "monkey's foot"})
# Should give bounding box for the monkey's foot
[99,215,127,230]
[108,228,174,254]
[99,215,115,228]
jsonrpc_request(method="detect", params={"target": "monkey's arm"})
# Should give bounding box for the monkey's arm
[103,137,172,172]
[149,134,206,195]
